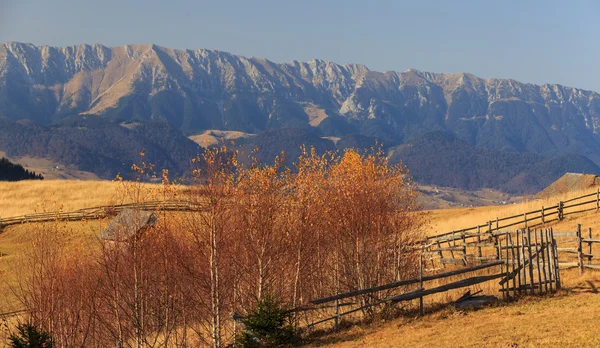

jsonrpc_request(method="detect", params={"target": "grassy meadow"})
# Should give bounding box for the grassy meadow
[1,180,600,346]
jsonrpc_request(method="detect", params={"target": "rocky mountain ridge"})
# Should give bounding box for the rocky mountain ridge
[3,42,600,162]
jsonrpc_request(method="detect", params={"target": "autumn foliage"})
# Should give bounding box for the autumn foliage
[7,146,424,347]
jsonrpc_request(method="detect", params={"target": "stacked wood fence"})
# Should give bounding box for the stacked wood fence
[298,227,560,331]
[423,189,600,270]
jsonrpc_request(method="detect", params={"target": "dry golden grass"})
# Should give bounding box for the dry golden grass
[310,269,600,348]
[424,187,597,236]
[0,180,118,217]
[0,180,169,218]
[2,180,600,346]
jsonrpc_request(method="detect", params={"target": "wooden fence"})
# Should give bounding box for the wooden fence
[0,200,207,230]
[423,190,600,269]
[300,227,560,330]
[552,224,600,274]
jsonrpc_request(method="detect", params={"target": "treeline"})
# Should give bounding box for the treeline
[391,131,600,194]
[7,147,424,347]
[0,157,43,181]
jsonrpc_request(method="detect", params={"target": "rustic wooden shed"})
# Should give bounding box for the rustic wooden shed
[99,209,158,242]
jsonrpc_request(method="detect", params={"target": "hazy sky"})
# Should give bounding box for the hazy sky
[1,0,600,91]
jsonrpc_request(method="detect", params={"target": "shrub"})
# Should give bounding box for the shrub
[235,295,296,347]
[9,324,53,348]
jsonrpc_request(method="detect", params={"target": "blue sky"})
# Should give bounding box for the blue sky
[1,0,600,91]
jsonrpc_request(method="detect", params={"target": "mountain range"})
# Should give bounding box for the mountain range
[2,42,600,191]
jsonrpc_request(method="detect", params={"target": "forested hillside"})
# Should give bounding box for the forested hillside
[391,132,600,193]
[0,157,43,181]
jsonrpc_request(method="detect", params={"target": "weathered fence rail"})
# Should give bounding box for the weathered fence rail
[0,200,207,230]
[303,227,560,330]
[425,189,600,246]
[422,189,600,269]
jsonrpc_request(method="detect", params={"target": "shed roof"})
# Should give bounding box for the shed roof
[99,209,157,242]
[535,173,600,199]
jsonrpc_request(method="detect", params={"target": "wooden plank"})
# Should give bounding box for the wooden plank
[441,258,465,265]
[520,229,528,294]
[390,273,506,303]
[553,232,577,237]
[558,262,579,268]
[552,228,562,289]
[581,238,600,243]
[539,229,548,293]
[510,232,517,298]
[564,207,597,217]
[474,256,498,260]
[527,228,535,295]
[436,240,445,269]
[496,234,505,296]
[583,264,600,270]
[588,228,593,266]
[563,192,597,204]
[516,229,522,294]
[503,243,543,250]
[534,229,543,294]
[430,247,464,252]
[557,248,579,254]
[545,229,553,293]
[577,224,583,275]
[563,198,597,210]
[310,260,505,304]
[477,226,482,264]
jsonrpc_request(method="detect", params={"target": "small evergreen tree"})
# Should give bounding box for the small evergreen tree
[235,295,296,347]
[9,324,53,348]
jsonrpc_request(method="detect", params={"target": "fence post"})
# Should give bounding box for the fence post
[461,232,467,266]
[597,188,599,211]
[541,206,545,224]
[577,224,583,275]
[504,231,510,297]
[436,240,445,269]
[526,228,535,295]
[551,228,561,290]
[476,226,482,264]
[516,229,522,294]
[497,234,506,299]
[539,229,549,293]
[534,229,543,294]
[558,201,564,221]
[419,251,424,316]
[589,228,593,266]
[545,229,553,293]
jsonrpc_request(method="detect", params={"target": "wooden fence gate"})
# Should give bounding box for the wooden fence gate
[496,228,560,298]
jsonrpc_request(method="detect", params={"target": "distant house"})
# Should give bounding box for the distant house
[535,173,600,199]
[99,209,158,243]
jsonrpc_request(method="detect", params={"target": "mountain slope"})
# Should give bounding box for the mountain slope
[390,132,600,194]
[0,116,199,179]
[3,42,600,161]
